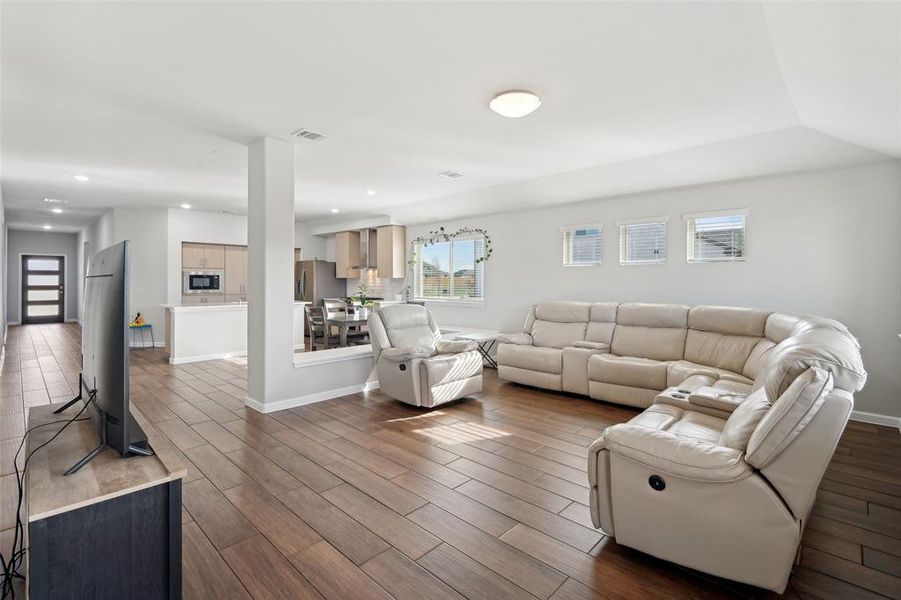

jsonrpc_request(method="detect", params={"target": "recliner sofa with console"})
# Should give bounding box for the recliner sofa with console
[497,301,866,592]
[369,304,483,407]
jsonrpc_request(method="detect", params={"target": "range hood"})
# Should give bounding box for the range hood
[351,228,378,270]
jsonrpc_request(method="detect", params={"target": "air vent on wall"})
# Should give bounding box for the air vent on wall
[439,170,464,179]
[290,128,327,142]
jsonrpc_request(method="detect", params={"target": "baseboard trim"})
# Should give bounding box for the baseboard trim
[130,341,165,349]
[850,410,901,430]
[169,350,247,364]
[245,380,380,413]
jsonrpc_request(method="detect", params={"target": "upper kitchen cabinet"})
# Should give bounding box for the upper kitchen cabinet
[183,242,225,269]
[335,230,360,279]
[377,225,406,279]
[224,245,248,295]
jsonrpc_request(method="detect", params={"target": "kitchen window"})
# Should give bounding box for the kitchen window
[413,236,485,302]
[562,224,603,266]
[685,210,747,262]
[619,218,667,265]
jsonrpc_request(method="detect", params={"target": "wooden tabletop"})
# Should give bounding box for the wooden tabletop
[327,314,370,324]
[25,403,186,522]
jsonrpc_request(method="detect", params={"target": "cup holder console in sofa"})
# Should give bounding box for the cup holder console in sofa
[496,301,867,593]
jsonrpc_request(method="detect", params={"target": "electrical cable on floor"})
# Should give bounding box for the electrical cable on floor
[0,391,96,600]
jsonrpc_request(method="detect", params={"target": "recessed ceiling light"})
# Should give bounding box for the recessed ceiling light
[180,203,192,209]
[365,190,376,196]
[42,225,52,230]
[73,174,90,182]
[43,198,68,204]
[51,208,63,214]
[330,208,340,214]
[489,90,542,118]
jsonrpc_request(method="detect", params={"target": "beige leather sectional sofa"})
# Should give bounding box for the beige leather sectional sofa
[497,301,867,592]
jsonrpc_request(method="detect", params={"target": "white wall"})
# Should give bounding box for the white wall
[407,161,901,419]
[6,229,80,323]
[76,209,114,322]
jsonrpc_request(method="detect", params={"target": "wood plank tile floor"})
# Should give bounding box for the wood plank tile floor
[2,323,900,599]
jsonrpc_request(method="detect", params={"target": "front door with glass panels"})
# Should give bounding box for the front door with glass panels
[22,255,65,324]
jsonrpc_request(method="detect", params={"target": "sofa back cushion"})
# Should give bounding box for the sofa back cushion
[718,386,771,451]
[379,304,439,349]
[683,306,769,374]
[746,367,833,468]
[610,303,688,361]
[530,302,590,348]
[586,302,618,344]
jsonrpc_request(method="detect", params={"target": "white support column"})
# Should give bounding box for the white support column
[246,137,296,408]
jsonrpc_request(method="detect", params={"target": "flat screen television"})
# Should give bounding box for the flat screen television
[57,240,153,475]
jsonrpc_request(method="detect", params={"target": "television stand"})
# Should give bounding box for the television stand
[25,404,185,599]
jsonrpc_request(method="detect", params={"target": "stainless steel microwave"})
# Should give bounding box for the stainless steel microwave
[183,270,223,294]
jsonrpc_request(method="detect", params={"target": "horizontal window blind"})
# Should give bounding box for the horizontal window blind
[414,236,485,301]
[619,221,666,265]
[686,213,745,262]
[562,224,603,266]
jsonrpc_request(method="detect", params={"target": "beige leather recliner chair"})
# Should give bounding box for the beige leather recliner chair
[368,304,483,407]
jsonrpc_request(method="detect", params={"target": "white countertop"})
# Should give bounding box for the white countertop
[162,301,310,313]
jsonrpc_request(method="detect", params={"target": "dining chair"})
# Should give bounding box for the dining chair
[305,305,339,351]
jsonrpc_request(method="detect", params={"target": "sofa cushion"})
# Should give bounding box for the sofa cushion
[616,303,689,328]
[683,330,762,374]
[531,320,587,349]
[422,350,482,386]
[589,354,667,390]
[611,326,687,361]
[688,305,769,337]
[718,387,771,451]
[497,344,563,374]
[379,304,438,349]
[586,302,618,344]
[747,367,834,468]
[742,338,777,380]
[534,301,591,323]
[667,411,727,444]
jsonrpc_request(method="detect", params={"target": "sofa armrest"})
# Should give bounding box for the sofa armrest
[590,424,751,482]
[688,386,747,413]
[379,347,435,362]
[497,333,533,345]
[570,341,610,352]
[436,339,478,354]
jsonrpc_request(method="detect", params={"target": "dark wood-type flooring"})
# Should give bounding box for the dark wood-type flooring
[2,323,900,599]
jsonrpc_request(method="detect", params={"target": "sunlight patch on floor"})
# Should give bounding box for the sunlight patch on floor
[413,421,511,444]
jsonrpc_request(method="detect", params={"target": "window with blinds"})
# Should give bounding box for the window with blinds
[562,224,603,266]
[619,219,667,265]
[686,211,746,262]
[413,236,485,302]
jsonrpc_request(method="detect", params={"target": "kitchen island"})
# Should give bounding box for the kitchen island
[162,301,309,364]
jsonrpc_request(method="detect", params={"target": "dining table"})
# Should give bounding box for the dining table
[326,312,370,347]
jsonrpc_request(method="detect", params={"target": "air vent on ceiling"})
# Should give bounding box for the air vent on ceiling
[290,128,327,142]
[438,170,464,179]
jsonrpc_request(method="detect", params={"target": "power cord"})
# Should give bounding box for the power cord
[1,390,96,600]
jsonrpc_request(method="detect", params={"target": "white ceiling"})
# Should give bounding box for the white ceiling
[2,1,898,232]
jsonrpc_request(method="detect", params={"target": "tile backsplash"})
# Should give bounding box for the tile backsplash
[345,270,407,300]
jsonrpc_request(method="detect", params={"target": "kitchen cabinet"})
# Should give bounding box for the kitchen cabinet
[224,245,248,295]
[377,225,406,279]
[182,294,224,305]
[182,243,225,269]
[335,231,360,279]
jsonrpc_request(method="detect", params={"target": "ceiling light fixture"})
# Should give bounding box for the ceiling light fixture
[51,208,63,214]
[489,90,542,118]
[43,225,52,230]
[330,208,340,214]
[73,174,90,182]
[365,190,376,196]
[44,198,68,204]
[181,203,192,209]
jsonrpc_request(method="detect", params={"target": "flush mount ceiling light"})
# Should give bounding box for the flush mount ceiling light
[330,208,340,214]
[180,203,192,209]
[44,197,68,204]
[51,208,63,214]
[43,224,52,230]
[489,90,542,118]
[365,190,376,196]
[72,174,90,182]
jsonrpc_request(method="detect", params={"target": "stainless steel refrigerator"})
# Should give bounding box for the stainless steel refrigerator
[295,260,345,304]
